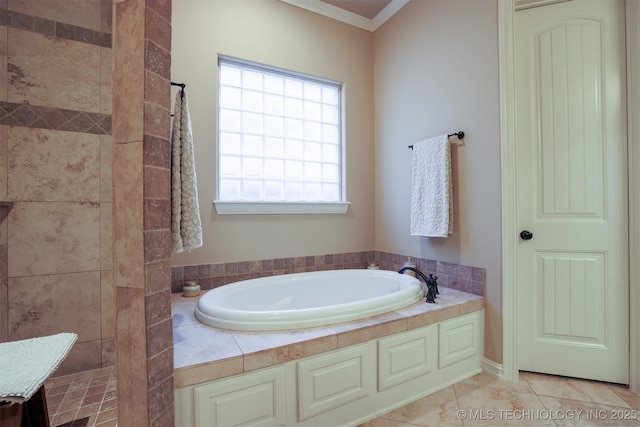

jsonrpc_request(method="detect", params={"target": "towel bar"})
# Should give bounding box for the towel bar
[408,131,464,149]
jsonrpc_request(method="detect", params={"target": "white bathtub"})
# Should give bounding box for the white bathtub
[195,269,424,331]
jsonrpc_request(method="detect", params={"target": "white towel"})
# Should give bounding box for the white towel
[0,333,77,402]
[410,135,453,237]
[171,89,203,253]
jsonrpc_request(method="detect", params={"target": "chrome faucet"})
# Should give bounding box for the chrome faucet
[398,266,438,303]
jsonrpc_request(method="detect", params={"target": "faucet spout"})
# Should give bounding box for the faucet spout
[398,266,437,303]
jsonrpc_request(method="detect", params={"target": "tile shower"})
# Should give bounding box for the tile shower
[0,1,114,376]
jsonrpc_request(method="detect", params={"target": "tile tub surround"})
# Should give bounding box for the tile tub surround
[171,251,485,296]
[171,286,484,388]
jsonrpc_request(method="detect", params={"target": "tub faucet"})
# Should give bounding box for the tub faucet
[398,266,437,303]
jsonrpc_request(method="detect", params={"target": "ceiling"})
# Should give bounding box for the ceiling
[322,0,393,19]
[280,0,409,32]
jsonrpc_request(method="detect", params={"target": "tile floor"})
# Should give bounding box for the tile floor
[43,368,639,427]
[44,366,117,427]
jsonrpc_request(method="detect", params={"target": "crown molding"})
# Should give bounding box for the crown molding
[280,0,410,32]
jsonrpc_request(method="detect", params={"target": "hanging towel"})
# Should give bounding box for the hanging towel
[171,89,203,253]
[410,134,453,237]
[0,333,77,402]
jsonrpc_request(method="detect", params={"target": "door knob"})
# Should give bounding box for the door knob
[520,230,533,240]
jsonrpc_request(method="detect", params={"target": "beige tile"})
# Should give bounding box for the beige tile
[406,304,459,330]
[113,142,144,288]
[8,29,101,111]
[57,339,102,376]
[369,419,416,427]
[454,382,555,426]
[100,47,112,115]
[336,316,407,348]
[116,286,149,425]
[376,386,463,427]
[242,334,338,372]
[172,322,242,370]
[231,326,336,355]
[8,0,104,31]
[112,0,145,145]
[461,372,535,394]
[7,127,100,202]
[459,297,485,315]
[174,356,244,388]
[101,337,116,367]
[521,372,631,408]
[101,270,115,338]
[607,384,640,409]
[0,278,7,342]
[170,293,199,327]
[538,395,640,426]
[0,27,6,102]
[7,271,101,341]
[7,202,100,276]
[0,126,7,200]
[100,203,113,270]
[100,135,113,202]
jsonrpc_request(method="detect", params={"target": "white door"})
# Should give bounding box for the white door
[515,0,629,383]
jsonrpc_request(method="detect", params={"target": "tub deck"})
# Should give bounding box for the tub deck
[172,286,484,389]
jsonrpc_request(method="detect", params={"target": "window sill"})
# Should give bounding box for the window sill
[213,200,350,215]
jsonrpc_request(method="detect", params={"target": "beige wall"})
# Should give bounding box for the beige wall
[170,0,376,265]
[171,0,504,364]
[372,0,502,363]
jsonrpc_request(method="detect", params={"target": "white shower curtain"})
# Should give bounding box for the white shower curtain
[171,88,203,253]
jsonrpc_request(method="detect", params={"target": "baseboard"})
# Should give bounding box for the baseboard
[482,357,504,379]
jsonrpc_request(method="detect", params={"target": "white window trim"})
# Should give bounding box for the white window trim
[213,200,350,215]
[215,55,349,215]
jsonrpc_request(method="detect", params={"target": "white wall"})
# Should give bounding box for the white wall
[170,0,376,265]
[372,0,503,363]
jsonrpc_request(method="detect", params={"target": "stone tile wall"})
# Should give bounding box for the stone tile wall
[0,0,114,376]
[113,0,174,424]
[172,251,485,297]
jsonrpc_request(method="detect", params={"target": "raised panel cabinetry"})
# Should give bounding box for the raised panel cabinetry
[174,310,484,426]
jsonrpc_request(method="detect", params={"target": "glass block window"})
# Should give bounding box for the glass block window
[217,56,344,207]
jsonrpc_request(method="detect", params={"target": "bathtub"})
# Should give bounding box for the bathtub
[195,269,424,331]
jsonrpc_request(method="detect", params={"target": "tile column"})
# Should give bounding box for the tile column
[113,0,174,425]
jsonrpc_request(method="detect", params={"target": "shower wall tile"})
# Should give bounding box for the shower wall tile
[8,0,104,31]
[8,29,101,112]
[115,286,149,426]
[57,339,102,377]
[113,141,144,288]
[100,135,112,201]
[101,270,115,338]
[0,125,6,200]
[102,336,116,366]
[0,278,6,341]
[8,202,100,277]
[145,8,170,53]
[7,271,101,341]
[0,207,6,279]
[0,26,6,102]
[100,47,112,115]
[100,203,113,270]
[7,127,100,202]
[100,0,111,32]
[113,0,144,145]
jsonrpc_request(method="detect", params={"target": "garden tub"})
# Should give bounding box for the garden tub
[195,269,424,331]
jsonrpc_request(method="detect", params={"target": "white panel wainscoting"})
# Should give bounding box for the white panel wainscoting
[174,310,484,426]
